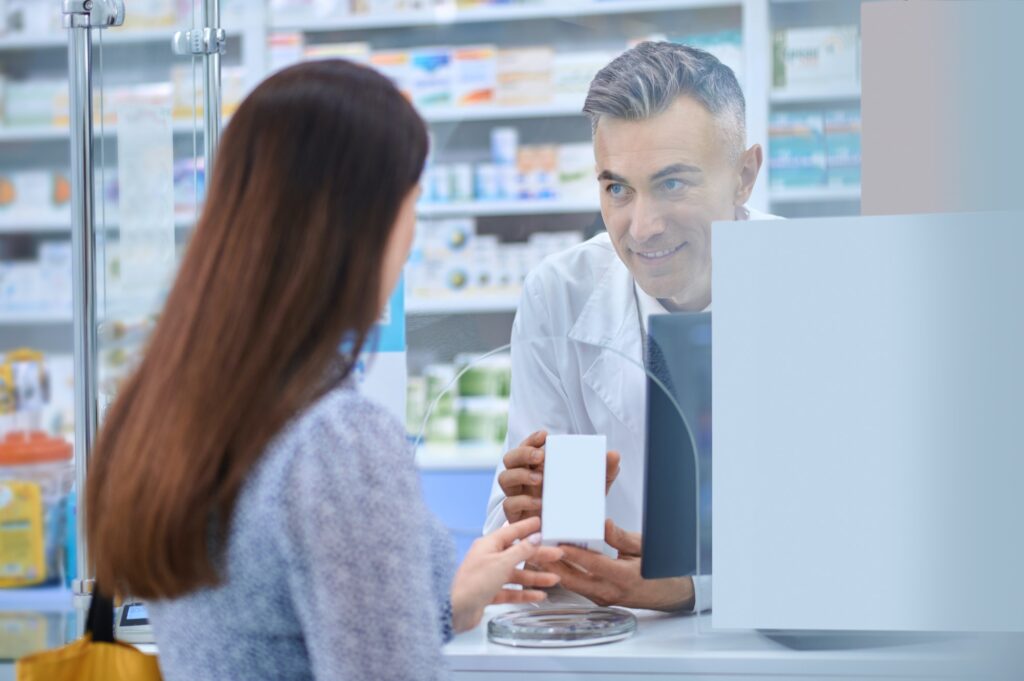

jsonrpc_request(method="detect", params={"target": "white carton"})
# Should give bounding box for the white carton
[370,50,413,100]
[774,26,859,90]
[452,45,497,107]
[557,143,596,200]
[542,434,606,547]
[409,47,454,108]
[305,41,371,65]
[267,32,305,73]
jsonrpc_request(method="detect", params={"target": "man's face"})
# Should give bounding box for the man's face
[594,96,740,309]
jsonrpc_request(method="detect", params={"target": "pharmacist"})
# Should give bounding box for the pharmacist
[484,42,780,612]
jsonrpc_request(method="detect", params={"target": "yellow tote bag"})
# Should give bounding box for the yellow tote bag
[15,589,162,681]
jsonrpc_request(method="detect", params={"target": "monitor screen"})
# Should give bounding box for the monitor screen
[641,312,712,580]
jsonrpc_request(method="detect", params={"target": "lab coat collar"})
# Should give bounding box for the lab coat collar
[567,254,639,359]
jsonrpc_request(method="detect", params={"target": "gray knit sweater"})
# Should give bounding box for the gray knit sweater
[148,385,455,681]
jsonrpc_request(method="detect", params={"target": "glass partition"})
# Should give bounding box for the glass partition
[0,0,872,665]
[0,0,237,660]
[413,333,709,624]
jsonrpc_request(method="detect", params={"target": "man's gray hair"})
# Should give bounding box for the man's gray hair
[583,41,746,161]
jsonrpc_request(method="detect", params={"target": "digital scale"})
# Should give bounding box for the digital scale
[115,601,155,644]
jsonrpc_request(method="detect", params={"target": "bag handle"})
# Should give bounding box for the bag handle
[85,585,116,643]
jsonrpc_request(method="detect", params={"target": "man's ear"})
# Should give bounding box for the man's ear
[734,144,763,206]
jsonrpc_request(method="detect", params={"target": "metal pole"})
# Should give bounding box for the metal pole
[63,0,124,598]
[203,0,222,175]
[173,1,225,178]
[66,11,96,593]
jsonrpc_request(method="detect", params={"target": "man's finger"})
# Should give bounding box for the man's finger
[543,559,601,593]
[519,430,548,448]
[498,467,543,496]
[531,545,563,564]
[605,450,621,490]
[502,495,541,522]
[502,446,545,471]
[508,568,561,589]
[559,545,616,575]
[604,519,642,556]
[492,589,548,605]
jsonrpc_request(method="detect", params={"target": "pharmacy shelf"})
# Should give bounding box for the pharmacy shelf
[0,311,72,325]
[0,26,241,51]
[0,215,71,234]
[417,199,598,218]
[769,185,861,203]
[0,585,73,613]
[0,125,70,142]
[416,442,504,471]
[421,101,585,124]
[770,84,861,104]
[407,295,520,316]
[0,121,204,143]
[271,0,738,32]
[0,215,195,234]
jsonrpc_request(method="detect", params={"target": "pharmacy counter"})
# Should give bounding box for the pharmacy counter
[443,606,982,680]
[1,603,1009,681]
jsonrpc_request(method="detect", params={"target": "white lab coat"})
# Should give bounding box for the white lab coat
[484,208,782,540]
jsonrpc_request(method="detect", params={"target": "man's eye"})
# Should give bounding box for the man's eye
[607,183,626,197]
[662,179,686,192]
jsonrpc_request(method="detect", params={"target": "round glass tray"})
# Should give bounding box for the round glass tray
[487,607,638,648]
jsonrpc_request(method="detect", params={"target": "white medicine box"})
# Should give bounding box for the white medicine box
[542,434,606,547]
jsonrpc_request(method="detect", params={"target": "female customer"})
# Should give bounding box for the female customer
[85,60,562,680]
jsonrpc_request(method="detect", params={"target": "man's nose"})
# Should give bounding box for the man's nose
[629,195,667,243]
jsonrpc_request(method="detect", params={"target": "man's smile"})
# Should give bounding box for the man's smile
[633,241,688,262]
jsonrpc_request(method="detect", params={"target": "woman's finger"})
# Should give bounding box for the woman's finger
[500,533,543,566]
[492,589,548,605]
[489,516,542,548]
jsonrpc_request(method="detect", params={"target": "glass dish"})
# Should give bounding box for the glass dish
[487,607,637,648]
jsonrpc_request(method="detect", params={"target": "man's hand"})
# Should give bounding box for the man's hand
[498,430,621,523]
[536,519,695,612]
[498,431,547,523]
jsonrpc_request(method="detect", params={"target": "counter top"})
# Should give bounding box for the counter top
[443,606,979,679]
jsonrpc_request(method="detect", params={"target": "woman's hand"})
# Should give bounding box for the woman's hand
[450,516,564,633]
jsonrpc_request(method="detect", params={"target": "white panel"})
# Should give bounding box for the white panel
[712,212,1024,632]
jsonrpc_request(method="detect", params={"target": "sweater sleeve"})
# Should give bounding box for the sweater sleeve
[276,394,450,681]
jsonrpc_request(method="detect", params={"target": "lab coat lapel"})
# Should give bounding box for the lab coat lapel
[568,258,646,437]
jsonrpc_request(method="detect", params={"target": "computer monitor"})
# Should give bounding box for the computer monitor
[641,312,712,580]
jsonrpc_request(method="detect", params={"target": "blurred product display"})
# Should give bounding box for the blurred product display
[769,107,861,190]
[773,25,859,92]
[0,1,866,589]
[0,349,74,590]
[407,219,582,304]
[408,352,511,446]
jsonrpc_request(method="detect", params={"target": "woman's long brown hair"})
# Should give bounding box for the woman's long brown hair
[86,60,428,599]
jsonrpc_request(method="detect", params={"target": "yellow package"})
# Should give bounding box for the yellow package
[0,480,46,588]
[0,364,14,415]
